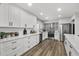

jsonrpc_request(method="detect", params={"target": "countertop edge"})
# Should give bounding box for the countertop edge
[0,33,40,43]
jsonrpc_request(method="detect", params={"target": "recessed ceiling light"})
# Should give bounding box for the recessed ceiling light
[40,12,43,15]
[57,8,62,12]
[58,15,61,18]
[27,3,32,7]
[45,17,49,19]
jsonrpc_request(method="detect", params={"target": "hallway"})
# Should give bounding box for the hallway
[22,39,66,56]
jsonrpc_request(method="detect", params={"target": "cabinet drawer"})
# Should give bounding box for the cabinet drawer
[0,40,19,55]
[2,40,17,47]
[1,44,18,55]
[7,52,17,56]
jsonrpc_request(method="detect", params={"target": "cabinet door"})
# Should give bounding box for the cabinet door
[20,10,26,27]
[0,39,19,56]
[13,6,21,27]
[16,37,29,56]
[28,36,36,49]
[35,35,39,45]
[8,5,14,27]
[23,37,29,51]
[8,5,21,27]
[16,38,25,55]
[36,35,39,44]
[71,47,79,56]
[64,39,71,56]
[0,4,8,27]
[20,10,37,28]
[0,43,7,56]
[28,36,34,49]
[26,16,37,28]
[43,32,48,40]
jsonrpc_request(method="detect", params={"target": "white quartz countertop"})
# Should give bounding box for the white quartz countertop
[64,34,79,54]
[0,32,40,43]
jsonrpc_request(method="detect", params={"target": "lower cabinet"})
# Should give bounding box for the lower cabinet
[0,39,19,56]
[42,32,48,40]
[71,48,79,56]
[16,37,29,56]
[55,31,60,41]
[64,39,79,56]
[0,34,39,56]
[64,39,71,56]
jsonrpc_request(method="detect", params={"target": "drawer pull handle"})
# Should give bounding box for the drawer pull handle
[12,47,16,50]
[14,54,17,56]
[28,37,30,39]
[69,51,71,56]
[70,45,72,48]
[28,46,30,48]
[64,41,67,44]
[28,41,30,43]
[12,41,16,44]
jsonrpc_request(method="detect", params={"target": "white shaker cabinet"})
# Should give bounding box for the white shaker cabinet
[27,36,36,49]
[64,36,79,56]
[36,35,39,44]
[20,10,27,27]
[30,35,37,47]
[16,37,29,56]
[0,4,37,28]
[55,31,60,41]
[0,39,19,56]
[26,16,37,28]
[12,6,21,27]
[64,39,71,56]
[0,34,39,56]
[42,32,48,40]
[0,4,9,27]
[20,10,37,28]
[0,4,21,27]
[8,5,21,27]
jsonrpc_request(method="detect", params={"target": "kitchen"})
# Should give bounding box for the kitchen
[0,3,78,56]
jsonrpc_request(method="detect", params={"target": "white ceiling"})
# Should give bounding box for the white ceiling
[15,3,79,22]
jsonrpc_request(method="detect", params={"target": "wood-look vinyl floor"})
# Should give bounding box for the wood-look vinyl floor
[22,39,66,56]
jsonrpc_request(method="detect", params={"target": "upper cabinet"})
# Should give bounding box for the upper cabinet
[0,4,37,28]
[20,10,37,28]
[8,5,21,27]
[0,4,21,27]
[0,4,9,27]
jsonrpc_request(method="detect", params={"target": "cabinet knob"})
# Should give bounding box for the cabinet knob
[69,51,71,56]
[14,54,17,56]
[64,41,67,44]
[70,45,72,48]
[12,41,16,44]
[28,46,30,48]
[28,41,30,43]
[9,22,13,26]
[12,47,16,50]
[28,37,30,39]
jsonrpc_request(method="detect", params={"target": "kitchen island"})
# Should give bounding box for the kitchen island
[64,34,79,56]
